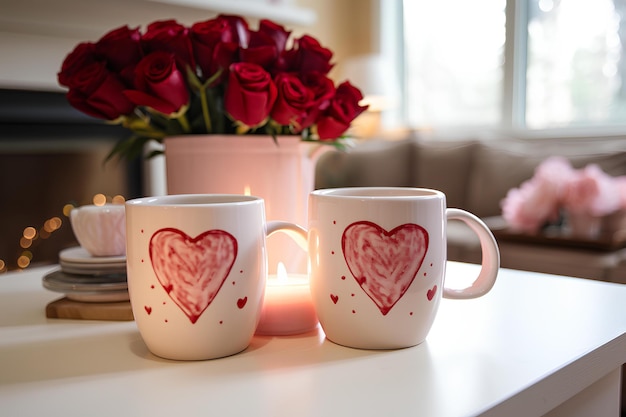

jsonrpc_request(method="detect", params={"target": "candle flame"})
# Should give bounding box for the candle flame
[277,262,289,284]
[244,185,251,196]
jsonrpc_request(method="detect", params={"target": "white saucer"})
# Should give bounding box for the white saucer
[59,247,126,275]
[59,246,126,264]
[42,269,129,303]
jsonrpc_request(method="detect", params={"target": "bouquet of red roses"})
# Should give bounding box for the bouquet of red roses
[57,14,368,160]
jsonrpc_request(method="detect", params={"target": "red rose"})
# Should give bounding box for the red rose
[259,20,290,53]
[224,62,277,128]
[142,20,195,71]
[240,20,291,71]
[65,62,134,120]
[190,17,239,83]
[281,35,333,75]
[216,14,251,47]
[270,72,314,130]
[241,32,279,71]
[298,72,336,129]
[124,52,189,115]
[95,25,143,75]
[315,81,368,140]
[58,42,97,88]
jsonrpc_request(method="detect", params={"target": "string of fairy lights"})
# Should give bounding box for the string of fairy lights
[0,193,126,273]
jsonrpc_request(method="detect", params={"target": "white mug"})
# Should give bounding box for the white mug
[125,194,304,360]
[70,204,126,257]
[308,187,500,350]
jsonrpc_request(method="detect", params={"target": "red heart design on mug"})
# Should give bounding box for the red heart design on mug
[330,294,339,304]
[427,285,437,301]
[149,228,237,324]
[342,221,428,315]
[237,297,248,309]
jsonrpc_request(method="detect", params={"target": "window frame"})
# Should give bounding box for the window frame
[381,0,626,138]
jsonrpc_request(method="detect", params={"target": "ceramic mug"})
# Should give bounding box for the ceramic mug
[70,204,126,257]
[125,194,305,361]
[307,187,500,350]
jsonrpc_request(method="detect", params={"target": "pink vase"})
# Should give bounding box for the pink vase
[164,135,320,275]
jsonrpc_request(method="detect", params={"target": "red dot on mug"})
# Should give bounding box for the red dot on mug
[352,310,356,314]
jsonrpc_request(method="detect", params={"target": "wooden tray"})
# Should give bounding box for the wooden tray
[487,216,626,252]
[492,229,626,251]
[46,297,134,321]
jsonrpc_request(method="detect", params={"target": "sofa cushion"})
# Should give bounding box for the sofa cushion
[412,140,478,209]
[314,139,415,189]
[466,136,626,218]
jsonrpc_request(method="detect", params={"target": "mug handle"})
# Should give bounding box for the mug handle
[266,221,308,250]
[443,209,500,299]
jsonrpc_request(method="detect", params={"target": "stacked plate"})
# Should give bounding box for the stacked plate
[58,246,126,275]
[43,246,129,302]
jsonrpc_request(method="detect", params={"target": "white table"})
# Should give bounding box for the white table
[1,263,626,417]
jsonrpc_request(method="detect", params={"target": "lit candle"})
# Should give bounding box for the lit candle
[256,262,319,336]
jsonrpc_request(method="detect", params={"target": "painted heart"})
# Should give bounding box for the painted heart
[237,297,248,309]
[342,221,428,315]
[149,228,237,324]
[330,294,339,304]
[427,285,437,301]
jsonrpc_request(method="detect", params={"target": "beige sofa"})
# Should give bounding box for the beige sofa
[314,131,626,283]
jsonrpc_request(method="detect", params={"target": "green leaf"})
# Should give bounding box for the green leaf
[104,135,154,163]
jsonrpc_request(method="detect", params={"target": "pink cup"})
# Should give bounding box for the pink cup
[70,204,126,257]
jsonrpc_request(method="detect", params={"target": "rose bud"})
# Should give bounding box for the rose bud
[142,19,195,72]
[65,62,134,120]
[315,81,368,140]
[124,51,189,115]
[224,62,277,128]
[270,72,314,130]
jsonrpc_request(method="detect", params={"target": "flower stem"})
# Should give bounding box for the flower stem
[178,113,191,133]
[199,86,212,133]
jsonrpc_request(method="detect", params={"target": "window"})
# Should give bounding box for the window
[526,0,626,128]
[402,0,506,128]
[386,0,626,131]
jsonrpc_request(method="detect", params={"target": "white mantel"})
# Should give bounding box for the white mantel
[0,0,316,91]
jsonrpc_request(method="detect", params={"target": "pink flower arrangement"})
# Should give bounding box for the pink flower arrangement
[501,157,626,233]
[57,15,369,160]
[562,164,623,217]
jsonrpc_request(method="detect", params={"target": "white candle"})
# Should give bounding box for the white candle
[256,263,319,336]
